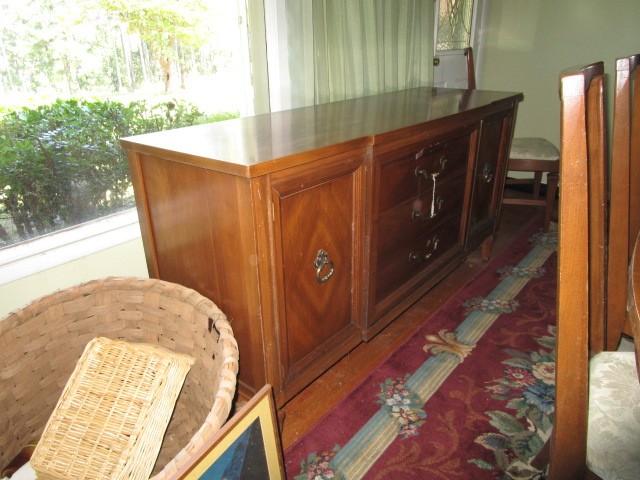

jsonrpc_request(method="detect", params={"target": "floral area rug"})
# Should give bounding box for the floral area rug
[285,227,557,480]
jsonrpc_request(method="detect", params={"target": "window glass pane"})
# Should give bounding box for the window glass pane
[0,0,248,247]
[435,0,474,51]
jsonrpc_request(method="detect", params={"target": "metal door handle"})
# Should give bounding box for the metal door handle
[482,163,494,183]
[313,249,335,283]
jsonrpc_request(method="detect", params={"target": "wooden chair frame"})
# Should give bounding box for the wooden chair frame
[551,54,640,480]
[549,61,606,480]
[607,54,640,350]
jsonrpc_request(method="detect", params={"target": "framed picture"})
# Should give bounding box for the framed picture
[178,384,285,480]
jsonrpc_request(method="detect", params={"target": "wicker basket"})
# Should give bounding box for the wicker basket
[0,277,239,479]
[32,337,195,480]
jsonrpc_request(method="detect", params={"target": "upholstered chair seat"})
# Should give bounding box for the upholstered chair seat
[504,137,560,232]
[586,351,640,480]
[509,137,560,161]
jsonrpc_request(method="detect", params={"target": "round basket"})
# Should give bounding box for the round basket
[0,277,239,479]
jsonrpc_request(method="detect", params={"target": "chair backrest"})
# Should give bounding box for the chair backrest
[549,62,607,480]
[629,229,640,380]
[464,47,476,89]
[607,53,640,350]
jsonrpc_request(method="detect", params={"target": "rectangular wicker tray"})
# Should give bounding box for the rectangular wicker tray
[31,337,194,480]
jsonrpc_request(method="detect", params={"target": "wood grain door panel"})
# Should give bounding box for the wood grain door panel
[280,175,352,363]
[270,151,366,400]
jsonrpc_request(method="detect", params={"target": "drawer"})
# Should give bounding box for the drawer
[377,134,470,214]
[375,211,462,303]
[376,174,466,258]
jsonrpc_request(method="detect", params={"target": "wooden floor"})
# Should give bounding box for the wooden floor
[280,204,543,449]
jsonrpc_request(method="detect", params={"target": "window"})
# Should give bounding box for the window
[435,0,475,51]
[0,0,250,248]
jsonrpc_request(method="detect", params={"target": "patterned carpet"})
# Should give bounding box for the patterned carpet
[285,227,557,480]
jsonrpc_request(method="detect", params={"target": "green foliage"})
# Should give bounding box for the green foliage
[0,98,236,244]
[101,0,207,51]
[1,0,231,97]
[100,0,210,91]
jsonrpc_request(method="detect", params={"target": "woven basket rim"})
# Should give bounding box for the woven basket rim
[3,276,223,322]
[1,276,239,479]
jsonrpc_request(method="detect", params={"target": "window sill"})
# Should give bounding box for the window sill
[0,209,142,286]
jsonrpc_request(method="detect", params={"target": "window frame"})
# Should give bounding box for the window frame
[0,207,142,285]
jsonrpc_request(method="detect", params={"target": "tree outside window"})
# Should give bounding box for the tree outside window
[0,0,248,246]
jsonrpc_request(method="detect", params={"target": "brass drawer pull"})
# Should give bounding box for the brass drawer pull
[409,250,423,262]
[482,163,494,183]
[313,249,335,283]
[409,235,440,263]
[433,196,444,217]
[414,156,448,181]
[412,196,443,222]
[424,235,440,259]
[411,198,424,221]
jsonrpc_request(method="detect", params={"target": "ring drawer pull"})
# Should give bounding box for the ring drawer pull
[409,235,440,263]
[424,235,440,259]
[313,249,335,283]
[482,163,494,183]
[413,196,444,221]
[411,198,424,222]
[409,250,423,262]
[432,196,444,217]
[414,158,447,181]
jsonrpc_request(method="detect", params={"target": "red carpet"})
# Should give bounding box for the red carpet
[285,226,556,480]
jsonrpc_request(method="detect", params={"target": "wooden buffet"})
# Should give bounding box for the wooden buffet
[121,87,522,408]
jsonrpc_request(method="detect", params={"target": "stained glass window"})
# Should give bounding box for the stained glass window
[435,0,474,51]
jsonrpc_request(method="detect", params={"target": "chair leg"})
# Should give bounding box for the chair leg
[533,171,543,198]
[544,172,559,232]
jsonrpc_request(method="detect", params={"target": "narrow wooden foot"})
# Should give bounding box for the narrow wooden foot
[544,172,559,232]
[480,236,494,261]
[277,408,286,432]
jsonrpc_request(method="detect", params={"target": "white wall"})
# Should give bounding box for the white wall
[0,237,148,318]
[478,0,640,146]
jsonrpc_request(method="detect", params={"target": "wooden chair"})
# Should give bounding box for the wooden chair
[550,58,640,480]
[464,47,559,232]
[606,54,640,351]
[503,139,559,232]
[464,47,476,90]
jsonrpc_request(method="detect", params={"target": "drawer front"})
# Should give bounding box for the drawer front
[377,134,470,214]
[375,211,463,303]
[376,174,466,258]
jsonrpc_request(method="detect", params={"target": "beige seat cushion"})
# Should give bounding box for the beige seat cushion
[509,137,560,161]
[586,351,640,480]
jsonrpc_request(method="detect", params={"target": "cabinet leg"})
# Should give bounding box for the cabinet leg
[481,235,494,261]
[277,408,287,432]
[544,172,559,232]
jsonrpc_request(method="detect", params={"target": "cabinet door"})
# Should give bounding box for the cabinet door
[466,110,513,251]
[270,151,366,402]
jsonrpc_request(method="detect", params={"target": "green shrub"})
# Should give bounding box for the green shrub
[0,99,237,245]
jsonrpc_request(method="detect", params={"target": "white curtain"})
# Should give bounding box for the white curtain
[262,0,434,110]
[311,0,433,105]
